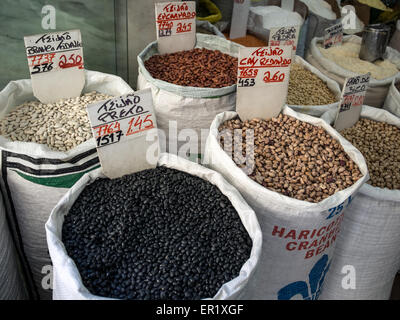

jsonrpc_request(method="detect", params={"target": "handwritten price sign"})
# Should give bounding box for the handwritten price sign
[236,46,292,120]
[334,73,370,131]
[324,23,343,49]
[87,88,159,179]
[269,25,300,56]
[24,29,85,103]
[25,30,84,75]
[155,1,196,54]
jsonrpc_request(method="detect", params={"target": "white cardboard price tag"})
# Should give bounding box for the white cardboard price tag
[24,29,85,103]
[155,1,196,54]
[229,0,251,40]
[86,88,160,179]
[269,25,300,57]
[236,45,293,121]
[334,73,370,131]
[324,23,344,49]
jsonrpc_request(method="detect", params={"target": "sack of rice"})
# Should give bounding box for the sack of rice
[307,35,400,108]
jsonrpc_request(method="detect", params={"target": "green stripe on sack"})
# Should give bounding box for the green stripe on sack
[12,165,101,188]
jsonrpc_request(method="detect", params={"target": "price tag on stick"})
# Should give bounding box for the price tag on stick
[87,88,160,179]
[24,29,85,103]
[334,73,370,132]
[236,45,293,121]
[269,25,300,57]
[324,23,344,49]
[155,1,196,54]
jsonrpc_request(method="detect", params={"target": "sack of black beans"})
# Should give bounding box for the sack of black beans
[287,56,341,117]
[137,33,242,161]
[0,70,133,300]
[46,153,262,300]
[0,191,29,300]
[320,106,400,300]
[306,35,400,108]
[203,106,369,299]
[383,75,400,117]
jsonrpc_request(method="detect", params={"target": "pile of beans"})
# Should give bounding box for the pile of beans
[62,167,252,300]
[341,118,400,189]
[144,48,238,88]
[218,114,362,203]
[0,92,112,152]
[287,63,337,106]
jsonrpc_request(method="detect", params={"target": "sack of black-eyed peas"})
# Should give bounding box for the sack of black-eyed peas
[0,70,133,299]
[0,190,29,300]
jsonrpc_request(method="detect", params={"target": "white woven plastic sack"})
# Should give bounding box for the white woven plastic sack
[0,191,28,300]
[46,153,262,300]
[288,55,341,117]
[137,33,242,160]
[204,106,369,300]
[383,75,400,117]
[196,20,225,38]
[247,5,304,42]
[307,35,400,108]
[0,70,133,300]
[320,105,400,300]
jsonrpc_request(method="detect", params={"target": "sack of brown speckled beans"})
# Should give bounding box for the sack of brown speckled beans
[203,106,369,300]
[137,33,242,161]
[320,106,400,300]
[287,56,341,117]
[0,70,132,300]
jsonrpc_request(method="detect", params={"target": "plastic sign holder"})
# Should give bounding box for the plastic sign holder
[86,88,160,179]
[24,29,85,103]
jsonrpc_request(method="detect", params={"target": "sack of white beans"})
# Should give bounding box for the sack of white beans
[287,56,341,117]
[306,35,400,108]
[46,154,262,300]
[320,106,400,300]
[203,106,369,299]
[0,70,133,300]
[383,75,400,117]
[0,190,29,300]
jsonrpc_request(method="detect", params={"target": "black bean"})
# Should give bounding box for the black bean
[62,166,252,300]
